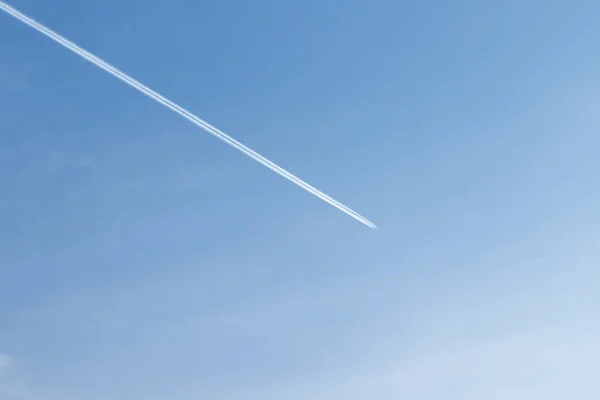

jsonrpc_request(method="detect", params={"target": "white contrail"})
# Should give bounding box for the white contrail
[0,1,377,229]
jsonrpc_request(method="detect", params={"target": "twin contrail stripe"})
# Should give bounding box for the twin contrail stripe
[0,1,377,229]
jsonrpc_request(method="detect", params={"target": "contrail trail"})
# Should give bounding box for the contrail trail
[0,1,377,229]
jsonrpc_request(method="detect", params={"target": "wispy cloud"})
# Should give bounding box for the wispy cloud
[242,328,600,400]
[2,1,600,399]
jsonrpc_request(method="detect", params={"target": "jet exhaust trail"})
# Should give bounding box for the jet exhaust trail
[0,1,377,229]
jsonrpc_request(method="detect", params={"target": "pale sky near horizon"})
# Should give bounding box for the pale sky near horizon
[1,0,600,399]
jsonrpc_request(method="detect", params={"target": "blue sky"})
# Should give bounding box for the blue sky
[1,0,600,398]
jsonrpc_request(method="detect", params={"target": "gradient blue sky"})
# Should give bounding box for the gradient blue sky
[1,0,600,399]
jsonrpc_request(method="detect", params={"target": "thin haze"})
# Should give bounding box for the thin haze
[0,0,377,229]
[1,0,600,399]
